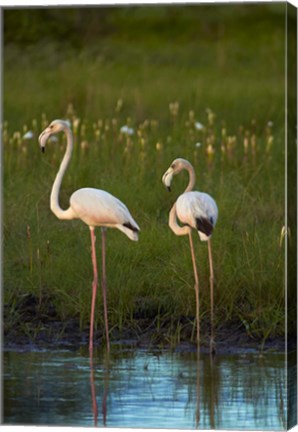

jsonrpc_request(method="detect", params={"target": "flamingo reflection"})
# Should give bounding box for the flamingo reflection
[89,355,98,426]
[89,352,110,427]
[195,351,219,428]
[195,347,201,427]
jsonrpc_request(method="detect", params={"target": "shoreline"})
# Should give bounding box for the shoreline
[4,319,291,355]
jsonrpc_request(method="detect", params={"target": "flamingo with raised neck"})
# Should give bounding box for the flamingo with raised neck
[39,119,140,353]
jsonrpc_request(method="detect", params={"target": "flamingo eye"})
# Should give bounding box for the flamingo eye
[171,163,176,169]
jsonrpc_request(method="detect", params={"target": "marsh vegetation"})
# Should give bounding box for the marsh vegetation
[3,4,292,349]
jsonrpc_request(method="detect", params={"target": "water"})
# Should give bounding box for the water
[3,346,288,429]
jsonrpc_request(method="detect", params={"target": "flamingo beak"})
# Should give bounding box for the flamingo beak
[162,168,174,192]
[39,128,51,153]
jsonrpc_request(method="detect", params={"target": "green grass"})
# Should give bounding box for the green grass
[3,4,290,346]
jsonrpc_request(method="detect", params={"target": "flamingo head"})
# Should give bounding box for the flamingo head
[39,119,70,152]
[162,158,191,191]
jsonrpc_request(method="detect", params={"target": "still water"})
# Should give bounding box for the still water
[3,346,287,429]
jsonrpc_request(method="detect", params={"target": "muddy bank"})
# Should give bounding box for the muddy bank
[4,294,292,354]
[4,316,290,354]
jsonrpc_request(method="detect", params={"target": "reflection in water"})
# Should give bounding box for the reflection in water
[89,355,98,426]
[207,353,216,429]
[101,353,110,427]
[3,347,287,429]
[89,351,110,427]
[195,348,200,427]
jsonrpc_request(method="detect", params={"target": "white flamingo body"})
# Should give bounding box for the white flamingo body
[176,191,218,241]
[39,119,139,352]
[69,188,139,241]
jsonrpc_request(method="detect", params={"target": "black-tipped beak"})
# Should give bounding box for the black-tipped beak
[41,146,45,153]
[167,186,171,192]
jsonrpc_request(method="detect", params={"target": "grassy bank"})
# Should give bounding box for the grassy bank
[3,4,289,347]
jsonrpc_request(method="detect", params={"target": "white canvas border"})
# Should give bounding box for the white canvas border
[1,2,297,432]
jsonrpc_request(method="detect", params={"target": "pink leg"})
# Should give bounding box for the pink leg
[101,228,110,353]
[208,238,215,354]
[188,231,200,346]
[89,227,98,352]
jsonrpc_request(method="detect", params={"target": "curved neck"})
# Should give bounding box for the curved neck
[50,126,74,220]
[169,202,191,236]
[184,163,196,193]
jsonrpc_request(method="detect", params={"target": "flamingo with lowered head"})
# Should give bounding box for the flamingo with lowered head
[162,158,218,353]
[39,119,140,353]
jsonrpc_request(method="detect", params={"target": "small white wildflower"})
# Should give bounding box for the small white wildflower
[120,125,134,135]
[195,142,202,148]
[195,122,204,130]
[23,130,34,140]
[49,136,58,143]
[267,121,274,128]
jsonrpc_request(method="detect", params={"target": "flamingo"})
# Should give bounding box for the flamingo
[39,119,140,353]
[162,158,218,353]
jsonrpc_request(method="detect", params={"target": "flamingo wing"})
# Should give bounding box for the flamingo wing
[176,191,218,237]
[70,188,140,235]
